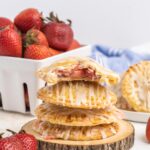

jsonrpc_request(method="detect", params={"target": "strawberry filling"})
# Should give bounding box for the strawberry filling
[43,135,56,140]
[55,66,98,79]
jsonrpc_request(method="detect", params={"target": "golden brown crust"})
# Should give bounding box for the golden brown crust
[38,81,117,109]
[116,97,134,111]
[37,57,119,86]
[122,61,150,112]
[32,120,119,141]
[35,103,121,126]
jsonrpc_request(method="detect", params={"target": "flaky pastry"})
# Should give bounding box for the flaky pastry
[37,57,119,85]
[38,81,117,109]
[33,120,119,141]
[122,61,150,112]
[35,103,122,126]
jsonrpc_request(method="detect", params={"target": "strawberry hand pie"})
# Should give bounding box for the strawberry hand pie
[37,57,119,86]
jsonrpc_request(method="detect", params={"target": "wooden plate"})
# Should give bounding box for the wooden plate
[22,119,134,150]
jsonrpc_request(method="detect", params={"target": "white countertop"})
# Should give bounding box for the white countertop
[0,110,149,150]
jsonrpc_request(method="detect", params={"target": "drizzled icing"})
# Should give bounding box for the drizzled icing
[126,62,150,110]
[69,82,73,104]
[75,82,87,106]
[110,127,117,134]
[56,84,59,103]
[35,103,120,126]
[41,81,116,109]
[89,85,95,106]
[61,84,66,105]
[101,130,107,139]
[33,120,118,140]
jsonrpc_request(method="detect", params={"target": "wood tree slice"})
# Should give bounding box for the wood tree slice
[22,120,134,150]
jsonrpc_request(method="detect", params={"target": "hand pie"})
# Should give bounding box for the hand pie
[35,103,121,126]
[116,97,134,111]
[38,81,117,109]
[122,61,150,112]
[37,57,119,85]
[33,120,119,141]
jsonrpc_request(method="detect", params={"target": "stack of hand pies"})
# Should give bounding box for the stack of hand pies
[33,57,122,141]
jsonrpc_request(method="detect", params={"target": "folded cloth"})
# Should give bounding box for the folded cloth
[90,45,150,74]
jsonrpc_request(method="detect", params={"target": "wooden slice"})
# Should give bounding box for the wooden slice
[22,120,134,150]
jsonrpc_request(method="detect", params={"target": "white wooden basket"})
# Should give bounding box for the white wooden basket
[0,45,92,115]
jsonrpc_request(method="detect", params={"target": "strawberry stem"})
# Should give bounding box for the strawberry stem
[0,133,4,139]
[19,130,25,134]
[67,19,72,26]
[24,30,38,47]
[44,11,72,26]
[40,12,47,23]
[6,129,16,135]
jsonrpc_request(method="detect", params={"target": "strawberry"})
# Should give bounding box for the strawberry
[24,44,52,60]
[49,47,62,56]
[146,117,150,143]
[0,136,24,150]
[14,8,42,33]
[0,17,13,28]
[0,18,20,33]
[0,27,22,57]
[24,29,48,47]
[42,12,73,50]
[67,39,80,51]
[1,129,37,150]
[15,133,37,150]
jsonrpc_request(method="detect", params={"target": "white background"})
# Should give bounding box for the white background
[1,0,150,48]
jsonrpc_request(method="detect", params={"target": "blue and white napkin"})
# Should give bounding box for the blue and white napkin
[90,45,150,74]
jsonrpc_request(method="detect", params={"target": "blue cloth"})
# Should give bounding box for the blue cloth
[90,45,150,74]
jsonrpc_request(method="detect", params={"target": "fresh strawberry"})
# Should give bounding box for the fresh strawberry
[49,47,62,56]
[1,129,37,150]
[15,133,37,150]
[0,136,24,150]
[42,12,73,50]
[0,17,13,28]
[24,44,52,60]
[146,117,150,143]
[0,27,22,57]
[0,18,20,33]
[67,39,80,51]
[14,8,42,33]
[24,29,48,47]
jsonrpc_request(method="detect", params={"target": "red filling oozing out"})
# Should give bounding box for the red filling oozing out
[56,65,97,79]
[43,135,56,140]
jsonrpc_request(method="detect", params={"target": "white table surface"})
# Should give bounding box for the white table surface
[0,110,149,150]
